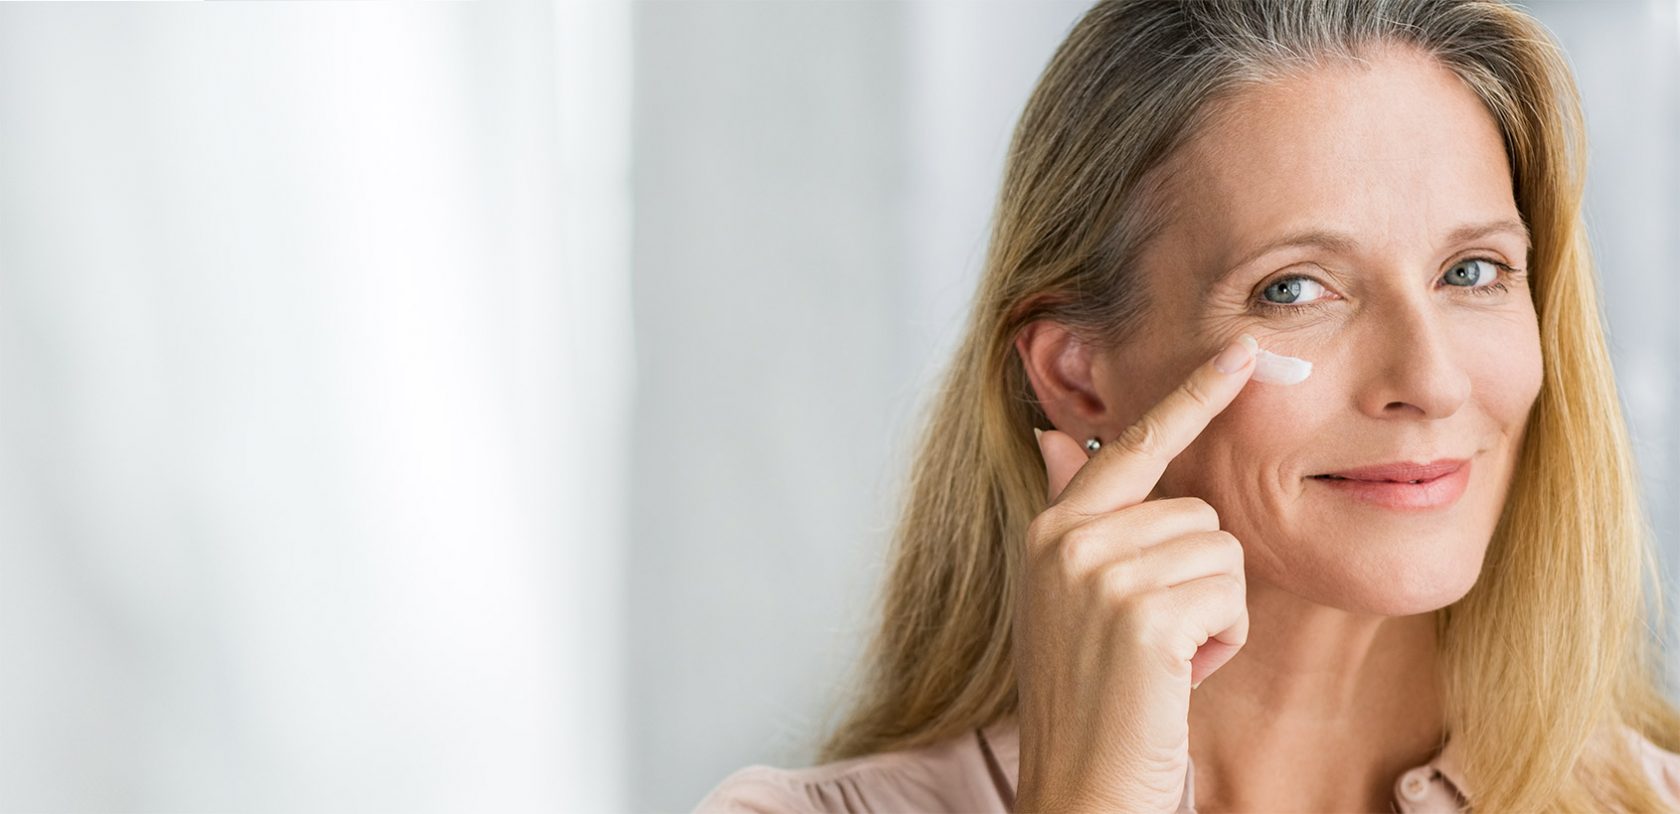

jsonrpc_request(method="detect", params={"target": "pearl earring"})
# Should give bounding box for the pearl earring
[1085,437,1102,453]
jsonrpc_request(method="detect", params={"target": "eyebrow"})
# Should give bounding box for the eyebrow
[1210,217,1532,291]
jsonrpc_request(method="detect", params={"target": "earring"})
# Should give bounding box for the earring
[1085,437,1102,453]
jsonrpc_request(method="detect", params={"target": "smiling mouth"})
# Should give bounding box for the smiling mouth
[1304,458,1473,510]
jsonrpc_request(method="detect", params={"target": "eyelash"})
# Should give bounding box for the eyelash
[1251,256,1525,316]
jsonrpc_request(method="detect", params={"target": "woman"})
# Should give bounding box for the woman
[697,0,1680,811]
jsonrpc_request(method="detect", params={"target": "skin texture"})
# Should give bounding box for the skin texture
[1016,42,1543,812]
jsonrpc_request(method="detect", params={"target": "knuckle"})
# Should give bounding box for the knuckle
[1230,613,1252,647]
[1057,525,1095,577]
[1225,604,1252,636]
[1114,415,1163,458]
[1176,496,1220,529]
[1211,529,1245,571]
[1219,571,1246,596]
[1179,375,1218,412]
[1096,557,1145,602]
[1025,510,1066,557]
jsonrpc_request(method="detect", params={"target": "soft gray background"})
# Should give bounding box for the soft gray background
[0,2,1673,813]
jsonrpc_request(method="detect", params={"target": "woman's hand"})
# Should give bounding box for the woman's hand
[1012,335,1258,814]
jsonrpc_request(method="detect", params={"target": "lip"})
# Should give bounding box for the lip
[1308,458,1471,510]
[1316,458,1470,483]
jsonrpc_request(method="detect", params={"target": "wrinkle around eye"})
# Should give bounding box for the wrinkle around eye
[1192,308,1338,347]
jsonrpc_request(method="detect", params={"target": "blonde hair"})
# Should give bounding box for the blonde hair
[813,1,1680,810]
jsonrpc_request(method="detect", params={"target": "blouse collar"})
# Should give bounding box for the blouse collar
[977,715,1470,812]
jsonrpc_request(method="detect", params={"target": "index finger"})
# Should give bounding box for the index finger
[1052,333,1258,516]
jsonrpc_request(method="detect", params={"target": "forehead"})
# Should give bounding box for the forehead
[1156,44,1521,278]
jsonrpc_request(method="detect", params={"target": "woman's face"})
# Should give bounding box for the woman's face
[1094,44,1542,616]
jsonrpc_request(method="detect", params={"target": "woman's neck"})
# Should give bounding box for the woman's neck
[1185,578,1447,813]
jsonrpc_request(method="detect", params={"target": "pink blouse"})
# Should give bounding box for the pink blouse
[695,715,1680,813]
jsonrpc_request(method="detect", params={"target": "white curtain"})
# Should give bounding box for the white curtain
[0,1,629,811]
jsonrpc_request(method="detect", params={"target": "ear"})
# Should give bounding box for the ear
[1014,320,1121,441]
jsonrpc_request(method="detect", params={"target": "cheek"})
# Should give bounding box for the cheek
[1155,306,1540,509]
[1469,316,1544,426]
[1159,374,1341,504]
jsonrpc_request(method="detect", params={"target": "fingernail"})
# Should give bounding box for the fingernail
[1192,681,1202,690]
[1033,427,1044,444]
[1213,334,1258,374]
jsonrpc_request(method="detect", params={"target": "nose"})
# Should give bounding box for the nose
[1353,293,1471,420]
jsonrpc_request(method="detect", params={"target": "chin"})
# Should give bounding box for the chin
[1342,582,1477,617]
[1271,545,1486,617]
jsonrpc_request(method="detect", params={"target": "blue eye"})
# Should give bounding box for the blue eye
[1250,256,1522,316]
[1259,276,1328,305]
[1444,257,1504,288]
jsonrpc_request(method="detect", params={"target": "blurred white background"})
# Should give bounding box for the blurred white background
[0,1,1673,812]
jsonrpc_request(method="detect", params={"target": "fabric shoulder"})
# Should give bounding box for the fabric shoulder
[692,729,1012,814]
[693,764,817,814]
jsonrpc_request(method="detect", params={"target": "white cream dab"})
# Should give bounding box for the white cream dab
[1252,347,1312,385]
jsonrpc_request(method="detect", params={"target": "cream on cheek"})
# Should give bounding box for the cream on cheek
[1253,346,1313,385]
